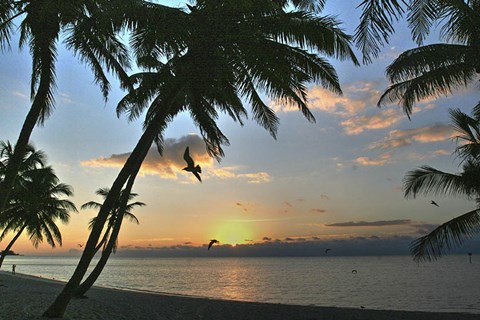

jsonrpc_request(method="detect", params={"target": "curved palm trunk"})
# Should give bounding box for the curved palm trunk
[0,225,26,268]
[74,172,138,297]
[0,59,55,213]
[43,117,159,318]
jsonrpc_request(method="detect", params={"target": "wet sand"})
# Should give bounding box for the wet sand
[0,271,477,319]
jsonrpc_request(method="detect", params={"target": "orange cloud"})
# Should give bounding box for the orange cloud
[82,134,271,183]
[355,153,392,166]
[270,81,382,117]
[368,124,455,150]
[341,108,405,135]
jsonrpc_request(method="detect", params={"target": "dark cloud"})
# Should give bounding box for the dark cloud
[262,237,272,241]
[310,208,326,213]
[115,236,480,258]
[326,219,412,227]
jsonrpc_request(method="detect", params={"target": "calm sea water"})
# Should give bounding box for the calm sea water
[2,255,479,314]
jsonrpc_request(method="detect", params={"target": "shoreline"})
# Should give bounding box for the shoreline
[1,271,478,320]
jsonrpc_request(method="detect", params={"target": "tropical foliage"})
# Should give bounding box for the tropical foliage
[0,0,139,212]
[74,187,144,297]
[0,142,76,267]
[404,106,480,262]
[82,187,144,253]
[43,1,360,317]
[378,0,480,116]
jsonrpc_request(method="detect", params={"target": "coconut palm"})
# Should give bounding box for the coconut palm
[378,0,480,116]
[0,0,140,213]
[82,187,144,253]
[404,107,480,262]
[73,186,144,297]
[43,1,359,317]
[0,166,77,267]
[0,141,46,194]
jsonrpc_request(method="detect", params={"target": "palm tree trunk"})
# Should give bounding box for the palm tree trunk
[43,117,159,318]
[74,172,138,297]
[0,64,54,213]
[0,225,26,268]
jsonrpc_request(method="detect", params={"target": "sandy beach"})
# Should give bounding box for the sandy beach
[0,271,478,320]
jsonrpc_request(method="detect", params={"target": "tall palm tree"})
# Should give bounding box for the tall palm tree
[74,182,144,298]
[378,0,480,116]
[0,0,140,213]
[43,0,359,317]
[0,165,77,267]
[404,107,480,262]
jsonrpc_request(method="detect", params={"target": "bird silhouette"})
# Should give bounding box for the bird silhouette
[431,200,439,207]
[352,269,357,274]
[325,248,331,254]
[77,244,83,248]
[208,239,219,250]
[183,147,202,182]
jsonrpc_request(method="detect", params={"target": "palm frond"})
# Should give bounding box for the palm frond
[403,165,475,199]
[354,0,407,64]
[411,208,480,262]
[407,0,440,45]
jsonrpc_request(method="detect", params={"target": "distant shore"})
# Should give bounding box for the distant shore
[0,271,478,320]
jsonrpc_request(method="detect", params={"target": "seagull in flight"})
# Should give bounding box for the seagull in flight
[77,244,83,248]
[325,248,331,254]
[183,146,202,182]
[208,239,219,250]
[431,200,439,207]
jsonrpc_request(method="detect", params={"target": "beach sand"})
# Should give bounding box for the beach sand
[0,271,477,320]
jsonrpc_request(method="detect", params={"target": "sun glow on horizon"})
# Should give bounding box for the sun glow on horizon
[213,221,255,246]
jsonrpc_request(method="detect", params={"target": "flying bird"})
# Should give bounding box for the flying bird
[431,200,439,207]
[77,244,83,248]
[208,239,219,250]
[325,248,331,254]
[183,146,202,182]
[352,269,357,274]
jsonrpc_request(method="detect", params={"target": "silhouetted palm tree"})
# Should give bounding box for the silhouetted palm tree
[0,165,76,267]
[82,187,144,253]
[73,186,144,297]
[378,0,480,116]
[404,107,480,262]
[43,1,359,317]
[0,0,138,212]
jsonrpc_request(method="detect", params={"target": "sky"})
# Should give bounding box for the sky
[0,1,479,257]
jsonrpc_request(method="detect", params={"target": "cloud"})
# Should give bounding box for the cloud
[355,153,392,166]
[320,194,330,200]
[433,149,451,156]
[12,91,28,99]
[81,134,271,183]
[271,81,382,117]
[262,237,272,241]
[235,202,259,213]
[115,235,480,257]
[326,219,412,227]
[341,108,405,135]
[310,208,326,213]
[368,124,455,150]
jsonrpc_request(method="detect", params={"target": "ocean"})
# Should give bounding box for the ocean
[2,255,479,314]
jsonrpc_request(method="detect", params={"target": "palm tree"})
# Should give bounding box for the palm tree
[0,165,77,267]
[82,187,144,254]
[404,107,480,262]
[0,0,140,213]
[43,0,359,317]
[378,0,480,116]
[74,184,144,298]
